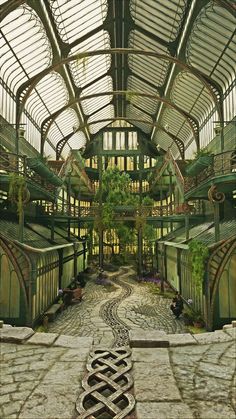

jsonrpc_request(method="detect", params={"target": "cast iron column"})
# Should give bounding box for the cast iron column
[98,154,103,268]
[138,154,144,277]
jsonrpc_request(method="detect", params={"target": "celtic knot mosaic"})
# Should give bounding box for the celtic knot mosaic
[76,347,135,418]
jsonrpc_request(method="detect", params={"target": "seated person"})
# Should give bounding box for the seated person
[170,293,183,318]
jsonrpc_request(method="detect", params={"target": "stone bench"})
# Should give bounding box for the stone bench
[44,304,62,322]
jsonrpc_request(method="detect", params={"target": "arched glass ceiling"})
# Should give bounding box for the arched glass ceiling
[49,0,108,44]
[187,3,236,89]
[81,76,113,116]
[87,104,114,134]
[171,72,213,123]
[130,0,187,43]
[47,109,86,158]
[128,30,170,88]
[127,76,158,116]
[0,0,235,161]
[0,5,52,94]
[69,30,111,88]
[26,73,68,126]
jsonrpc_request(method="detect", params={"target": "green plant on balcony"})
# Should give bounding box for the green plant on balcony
[189,240,209,292]
[8,173,30,223]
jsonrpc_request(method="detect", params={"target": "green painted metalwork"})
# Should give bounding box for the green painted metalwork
[27,158,63,186]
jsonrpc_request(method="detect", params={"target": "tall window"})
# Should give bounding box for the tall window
[128,132,137,149]
[103,132,113,150]
[116,132,125,150]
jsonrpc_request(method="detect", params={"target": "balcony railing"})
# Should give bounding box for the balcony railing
[184,150,236,193]
[0,151,61,196]
[33,198,203,220]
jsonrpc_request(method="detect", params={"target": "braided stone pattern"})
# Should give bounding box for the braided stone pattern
[76,347,135,418]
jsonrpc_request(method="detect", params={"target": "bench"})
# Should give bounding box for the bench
[44,303,62,322]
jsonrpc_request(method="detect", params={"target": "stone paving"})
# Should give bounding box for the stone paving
[0,266,235,418]
[48,266,186,346]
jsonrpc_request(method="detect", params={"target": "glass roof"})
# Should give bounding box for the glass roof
[0,0,235,159]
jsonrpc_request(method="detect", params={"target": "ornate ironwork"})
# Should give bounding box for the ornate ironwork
[208,185,225,203]
[76,347,135,418]
[184,150,236,193]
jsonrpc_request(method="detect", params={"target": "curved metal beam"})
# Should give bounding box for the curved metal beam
[41,91,198,154]
[56,117,186,160]
[16,49,223,133]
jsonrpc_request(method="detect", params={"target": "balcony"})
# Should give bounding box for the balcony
[184,150,236,199]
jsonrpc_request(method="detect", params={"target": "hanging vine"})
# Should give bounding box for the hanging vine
[189,240,209,291]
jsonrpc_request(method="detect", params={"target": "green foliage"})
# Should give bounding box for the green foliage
[189,240,209,291]
[93,167,156,259]
[143,224,156,242]
[142,196,154,206]
[8,173,29,223]
[135,197,154,231]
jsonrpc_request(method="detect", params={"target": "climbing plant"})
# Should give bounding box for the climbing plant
[8,173,30,224]
[189,240,209,291]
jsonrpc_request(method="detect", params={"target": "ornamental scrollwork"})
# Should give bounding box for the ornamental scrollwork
[208,185,225,203]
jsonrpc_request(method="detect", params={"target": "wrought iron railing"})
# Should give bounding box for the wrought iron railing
[184,150,236,193]
[0,151,60,196]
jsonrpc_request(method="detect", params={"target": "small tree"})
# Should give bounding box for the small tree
[96,167,138,261]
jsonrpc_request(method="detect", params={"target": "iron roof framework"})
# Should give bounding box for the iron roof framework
[0,0,235,160]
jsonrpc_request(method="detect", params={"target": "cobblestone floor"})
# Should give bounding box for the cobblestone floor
[1,266,235,419]
[48,266,186,346]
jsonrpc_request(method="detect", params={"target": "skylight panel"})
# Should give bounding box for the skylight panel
[130,0,186,43]
[67,132,87,150]
[153,130,179,157]
[26,73,68,126]
[127,104,152,134]
[88,105,114,134]
[0,6,52,94]
[70,30,111,88]
[187,3,236,88]
[171,72,213,123]
[49,0,108,44]
[81,76,113,115]
[127,76,158,115]
[129,54,167,87]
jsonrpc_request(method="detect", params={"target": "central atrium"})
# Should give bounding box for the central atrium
[0,1,236,417]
